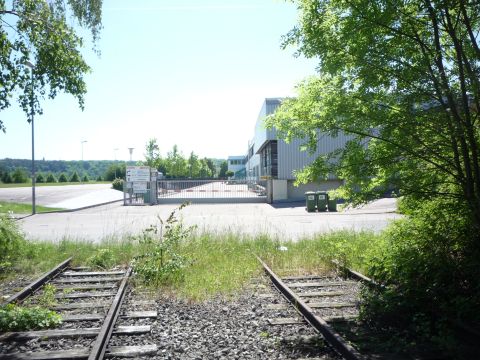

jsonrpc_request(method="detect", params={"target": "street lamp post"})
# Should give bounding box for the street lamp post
[81,140,87,161]
[24,61,36,215]
[114,148,119,179]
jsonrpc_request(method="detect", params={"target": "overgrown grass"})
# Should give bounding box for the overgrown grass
[1,214,383,301]
[0,201,64,214]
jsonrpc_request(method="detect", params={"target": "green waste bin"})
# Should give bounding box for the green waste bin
[327,198,337,212]
[143,191,150,204]
[305,191,316,212]
[316,191,328,212]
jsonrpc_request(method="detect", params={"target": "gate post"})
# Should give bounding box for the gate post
[266,179,273,204]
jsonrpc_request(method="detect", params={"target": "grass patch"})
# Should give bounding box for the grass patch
[1,213,383,301]
[0,201,64,214]
[0,181,110,188]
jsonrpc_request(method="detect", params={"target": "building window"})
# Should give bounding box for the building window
[260,141,277,178]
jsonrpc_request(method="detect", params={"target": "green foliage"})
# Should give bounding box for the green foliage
[132,204,195,285]
[225,170,234,178]
[218,160,228,178]
[112,178,124,191]
[37,284,58,307]
[0,304,62,331]
[361,199,479,351]
[87,248,115,270]
[1,172,12,183]
[104,164,126,181]
[58,173,68,182]
[96,175,103,181]
[0,215,25,271]
[69,171,80,182]
[12,168,28,183]
[46,173,56,183]
[82,174,89,182]
[36,173,45,183]
[0,0,102,133]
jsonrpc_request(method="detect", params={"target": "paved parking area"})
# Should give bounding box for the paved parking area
[19,199,401,242]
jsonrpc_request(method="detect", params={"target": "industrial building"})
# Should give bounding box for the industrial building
[234,98,351,202]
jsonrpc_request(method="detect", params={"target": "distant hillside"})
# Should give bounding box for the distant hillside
[0,158,120,180]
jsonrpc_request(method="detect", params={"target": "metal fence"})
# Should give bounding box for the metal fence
[156,179,267,203]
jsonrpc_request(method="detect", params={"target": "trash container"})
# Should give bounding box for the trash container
[327,197,337,212]
[316,191,328,212]
[305,191,316,212]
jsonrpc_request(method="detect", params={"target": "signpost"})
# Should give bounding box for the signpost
[125,166,154,205]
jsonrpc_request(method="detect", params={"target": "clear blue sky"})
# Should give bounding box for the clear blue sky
[1,0,317,161]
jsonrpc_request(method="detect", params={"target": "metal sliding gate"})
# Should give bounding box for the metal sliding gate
[156,179,267,203]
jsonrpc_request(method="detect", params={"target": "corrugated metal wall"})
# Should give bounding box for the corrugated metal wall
[278,132,351,180]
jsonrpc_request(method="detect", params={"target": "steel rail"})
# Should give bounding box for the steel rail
[3,257,72,305]
[257,256,364,360]
[88,267,132,360]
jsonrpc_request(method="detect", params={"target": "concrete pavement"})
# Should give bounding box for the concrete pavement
[19,199,401,242]
[0,184,123,210]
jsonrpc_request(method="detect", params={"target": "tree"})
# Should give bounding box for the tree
[36,173,44,183]
[46,173,56,183]
[165,145,187,178]
[218,160,228,179]
[11,168,28,183]
[0,0,102,133]
[70,171,80,182]
[104,164,126,181]
[1,172,12,184]
[270,0,480,237]
[187,151,200,178]
[58,173,68,182]
[82,174,89,182]
[268,0,480,346]
[144,138,161,168]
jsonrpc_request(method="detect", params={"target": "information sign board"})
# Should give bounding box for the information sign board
[126,166,150,182]
[132,182,148,193]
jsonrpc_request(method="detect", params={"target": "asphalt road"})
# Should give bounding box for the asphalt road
[0,184,123,209]
[19,198,401,242]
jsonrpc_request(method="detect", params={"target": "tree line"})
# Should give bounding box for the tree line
[143,139,228,179]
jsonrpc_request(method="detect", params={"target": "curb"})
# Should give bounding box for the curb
[13,199,124,220]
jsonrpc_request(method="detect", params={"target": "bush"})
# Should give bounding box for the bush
[132,204,194,285]
[96,175,103,181]
[46,173,56,183]
[112,178,124,191]
[58,173,68,182]
[69,171,80,182]
[36,173,45,183]
[12,168,28,183]
[82,175,89,182]
[0,216,25,271]
[1,172,12,184]
[361,198,480,352]
[87,249,115,270]
[0,304,62,331]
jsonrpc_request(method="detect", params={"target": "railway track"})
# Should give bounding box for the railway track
[0,258,157,360]
[258,257,367,360]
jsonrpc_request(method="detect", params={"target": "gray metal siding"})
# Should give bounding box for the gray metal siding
[278,132,351,180]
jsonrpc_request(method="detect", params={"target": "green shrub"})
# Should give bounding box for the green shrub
[69,171,80,182]
[87,248,115,270]
[112,178,124,191]
[361,198,479,352]
[58,173,68,182]
[46,173,56,183]
[1,172,12,183]
[0,304,62,331]
[12,168,28,183]
[36,173,45,183]
[132,204,194,285]
[0,216,25,271]
[82,175,89,182]
[96,175,103,181]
